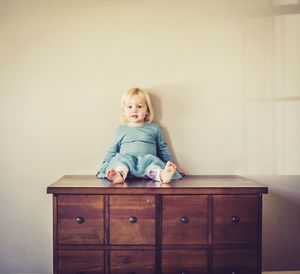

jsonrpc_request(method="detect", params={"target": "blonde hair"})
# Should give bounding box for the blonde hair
[121,87,154,123]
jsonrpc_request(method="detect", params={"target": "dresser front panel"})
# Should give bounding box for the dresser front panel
[162,195,208,245]
[48,176,267,274]
[57,195,104,245]
[213,195,259,244]
[109,195,156,245]
[212,248,258,274]
[162,249,208,274]
[110,249,156,274]
[57,249,104,274]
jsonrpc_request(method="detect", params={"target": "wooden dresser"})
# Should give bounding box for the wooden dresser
[47,175,268,274]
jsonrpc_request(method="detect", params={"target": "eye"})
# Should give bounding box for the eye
[138,105,143,108]
[127,105,132,109]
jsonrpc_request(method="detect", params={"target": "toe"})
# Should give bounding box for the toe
[169,162,176,169]
[107,169,116,178]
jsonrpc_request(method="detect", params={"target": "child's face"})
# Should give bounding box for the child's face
[124,94,148,126]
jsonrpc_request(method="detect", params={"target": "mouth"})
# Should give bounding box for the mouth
[131,114,138,118]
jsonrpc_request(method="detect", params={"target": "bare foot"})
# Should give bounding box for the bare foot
[160,161,176,183]
[106,168,125,184]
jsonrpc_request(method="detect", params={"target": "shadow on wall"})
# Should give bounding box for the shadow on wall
[148,84,201,173]
[249,176,300,271]
[149,89,181,169]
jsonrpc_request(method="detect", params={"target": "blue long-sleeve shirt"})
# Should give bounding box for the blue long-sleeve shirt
[104,122,173,161]
[97,123,176,177]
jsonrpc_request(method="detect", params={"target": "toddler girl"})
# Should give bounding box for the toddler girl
[96,87,182,184]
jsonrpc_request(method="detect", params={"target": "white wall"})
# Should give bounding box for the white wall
[0,0,299,272]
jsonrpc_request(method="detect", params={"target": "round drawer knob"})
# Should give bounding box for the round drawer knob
[232,216,240,224]
[75,216,85,224]
[129,216,137,224]
[181,216,189,224]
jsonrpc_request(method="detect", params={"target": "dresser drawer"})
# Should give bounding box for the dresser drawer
[57,195,104,245]
[58,249,104,273]
[213,195,259,244]
[162,195,208,244]
[162,249,208,274]
[110,249,155,274]
[212,249,257,274]
[110,195,156,245]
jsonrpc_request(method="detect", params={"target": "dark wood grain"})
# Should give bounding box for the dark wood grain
[212,249,257,274]
[109,195,156,245]
[48,175,268,274]
[47,175,268,195]
[213,195,259,244]
[162,195,208,244]
[110,249,155,274]
[162,249,208,274]
[57,195,104,245]
[53,195,58,274]
[58,249,104,273]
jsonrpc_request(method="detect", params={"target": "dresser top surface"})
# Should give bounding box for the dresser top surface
[47,175,268,195]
